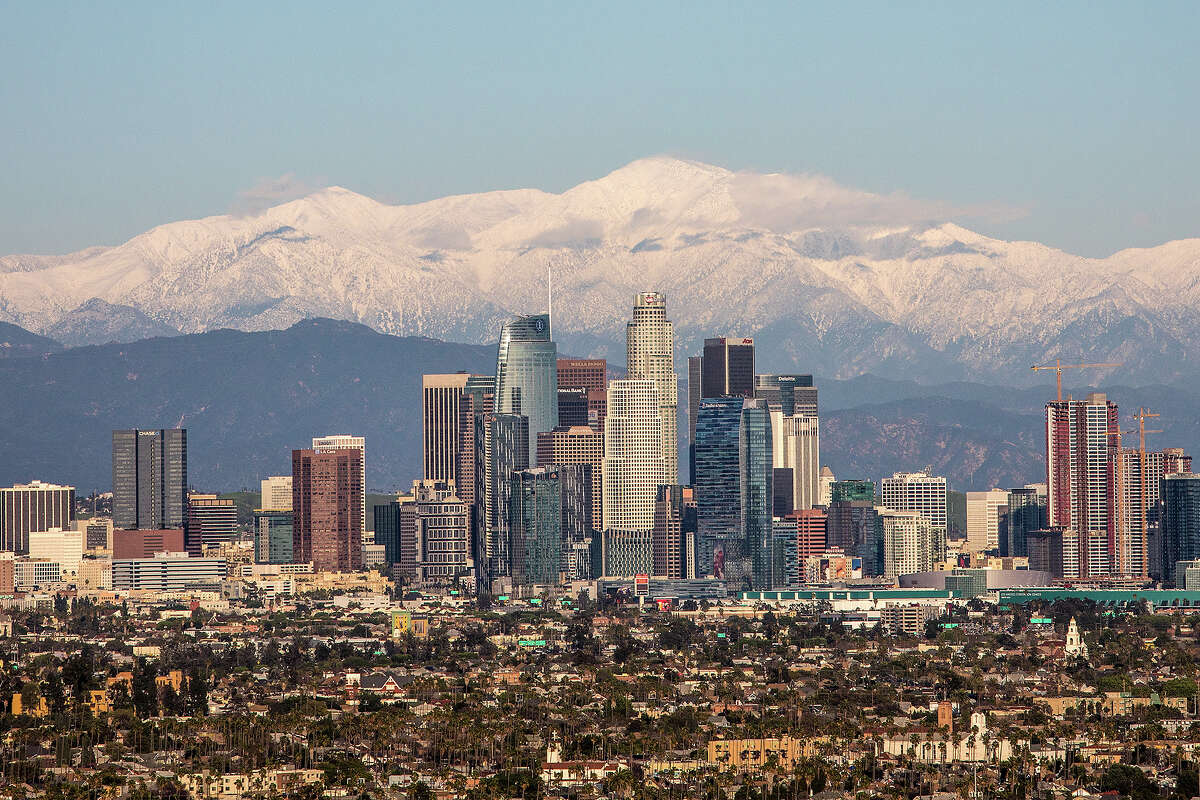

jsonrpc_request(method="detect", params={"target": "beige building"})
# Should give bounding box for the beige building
[602,380,663,533]
[966,489,1009,552]
[28,528,83,574]
[707,736,829,770]
[260,476,293,512]
[537,425,603,529]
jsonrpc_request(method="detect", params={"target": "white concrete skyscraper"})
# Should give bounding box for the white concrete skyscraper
[779,415,820,511]
[881,471,948,532]
[626,291,678,484]
[602,380,664,533]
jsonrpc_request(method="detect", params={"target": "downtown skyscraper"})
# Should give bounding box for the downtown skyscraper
[740,399,775,589]
[626,291,679,485]
[312,435,366,538]
[601,379,663,576]
[693,397,744,579]
[292,447,363,573]
[495,314,557,465]
[112,429,188,531]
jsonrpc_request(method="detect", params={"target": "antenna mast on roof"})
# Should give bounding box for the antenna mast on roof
[547,262,553,340]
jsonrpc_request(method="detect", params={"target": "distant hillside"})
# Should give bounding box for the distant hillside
[1,318,1196,492]
[0,319,494,492]
[0,321,61,359]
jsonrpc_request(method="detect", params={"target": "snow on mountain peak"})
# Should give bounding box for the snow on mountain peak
[2,157,1200,384]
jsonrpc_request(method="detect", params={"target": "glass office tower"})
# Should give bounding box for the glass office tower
[495,314,557,465]
[740,399,775,589]
[694,397,744,579]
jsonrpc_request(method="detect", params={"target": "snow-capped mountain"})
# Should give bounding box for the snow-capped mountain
[4,156,1200,384]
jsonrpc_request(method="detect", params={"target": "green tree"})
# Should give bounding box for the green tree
[1099,763,1156,800]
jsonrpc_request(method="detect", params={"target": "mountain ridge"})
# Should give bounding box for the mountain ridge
[3,157,1200,383]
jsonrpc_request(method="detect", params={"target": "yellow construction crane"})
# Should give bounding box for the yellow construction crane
[1030,359,1123,402]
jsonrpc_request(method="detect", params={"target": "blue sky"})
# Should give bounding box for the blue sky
[2,2,1197,257]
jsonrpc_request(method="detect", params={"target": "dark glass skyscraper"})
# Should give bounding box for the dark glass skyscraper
[754,374,818,416]
[831,479,875,504]
[1005,486,1047,558]
[740,399,775,589]
[700,337,755,399]
[112,429,188,531]
[254,510,294,564]
[478,412,530,583]
[495,314,557,464]
[510,468,567,587]
[1161,473,1200,585]
[827,499,880,575]
[694,397,744,578]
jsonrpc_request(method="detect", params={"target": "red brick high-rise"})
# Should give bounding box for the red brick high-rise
[786,508,828,562]
[292,449,363,572]
[1045,393,1119,578]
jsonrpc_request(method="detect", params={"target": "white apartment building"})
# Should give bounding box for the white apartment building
[881,471,948,532]
[879,509,943,577]
[28,528,83,574]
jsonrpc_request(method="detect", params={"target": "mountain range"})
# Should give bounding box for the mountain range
[3,157,1200,386]
[3,319,1197,494]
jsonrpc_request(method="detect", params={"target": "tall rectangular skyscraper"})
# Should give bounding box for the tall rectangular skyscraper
[423,373,474,485]
[754,374,818,416]
[602,380,663,534]
[1045,393,1119,577]
[187,493,238,552]
[292,448,363,572]
[496,314,557,464]
[1161,472,1200,585]
[312,435,366,536]
[478,412,529,583]
[455,375,495,507]
[740,399,775,589]
[112,429,188,531]
[693,397,744,578]
[880,471,948,532]
[754,374,819,514]
[1004,485,1047,558]
[1113,446,1191,577]
[537,425,603,530]
[626,291,679,485]
[556,358,606,394]
[966,489,1010,552]
[700,337,755,399]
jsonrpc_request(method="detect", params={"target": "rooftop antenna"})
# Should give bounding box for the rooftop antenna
[547,262,553,340]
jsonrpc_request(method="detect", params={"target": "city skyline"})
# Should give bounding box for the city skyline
[6,7,1200,796]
